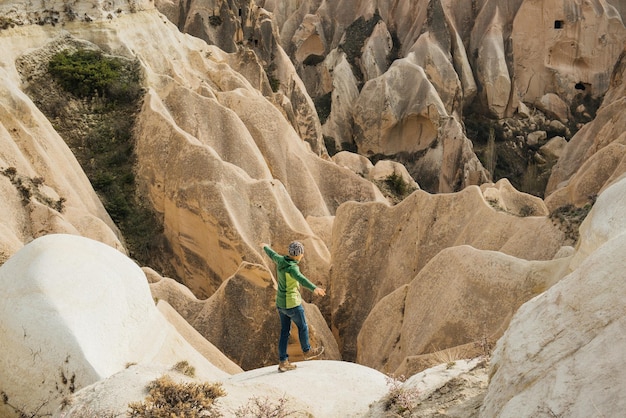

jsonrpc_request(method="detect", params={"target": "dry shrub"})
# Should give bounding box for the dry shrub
[128,375,225,418]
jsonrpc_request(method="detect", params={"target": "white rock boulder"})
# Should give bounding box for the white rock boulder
[0,234,225,418]
[481,175,626,417]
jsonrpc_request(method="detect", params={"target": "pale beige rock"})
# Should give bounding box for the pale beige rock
[360,20,393,82]
[157,300,244,375]
[305,215,335,250]
[155,1,328,155]
[331,186,566,361]
[93,11,382,296]
[64,359,389,418]
[332,150,374,178]
[0,234,226,418]
[56,365,233,418]
[512,0,626,105]
[292,13,327,63]
[368,160,419,190]
[480,178,549,217]
[545,141,626,211]
[475,10,511,118]
[366,358,489,417]
[526,130,547,147]
[357,245,568,374]
[535,93,570,123]
[539,135,567,162]
[517,101,531,118]
[408,32,463,115]
[320,49,360,149]
[568,173,626,272]
[0,0,154,25]
[353,58,445,157]
[545,48,626,209]
[481,176,626,418]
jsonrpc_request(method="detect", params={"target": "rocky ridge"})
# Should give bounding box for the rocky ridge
[0,0,625,417]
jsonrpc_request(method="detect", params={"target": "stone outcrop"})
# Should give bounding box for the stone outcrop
[0,1,626,416]
[480,175,626,418]
[154,0,328,155]
[0,234,226,418]
[512,0,626,106]
[357,245,568,375]
[545,46,626,211]
[0,54,124,263]
[250,0,626,194]
[330,185,566,362]
[61,360,390,417]
[1,8,385,298]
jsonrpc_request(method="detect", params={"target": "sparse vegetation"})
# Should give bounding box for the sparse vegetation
[127,375,225,418]
[0,167,66,212]
[383,374,420,417]
[208,15,222,26]
[431,345,464,369]
[374,171,417,204]
[27,47,169,270]
[264,63,280,92]
[385,172,409,196]
[0,16,19,30]
[234,395,295,418]
[339,10,383,85]
[172,361,196,378]
[550,199,596,245]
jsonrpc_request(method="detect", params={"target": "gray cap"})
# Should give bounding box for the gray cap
[288,241,304,257]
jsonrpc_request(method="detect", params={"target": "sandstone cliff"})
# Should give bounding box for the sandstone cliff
[0,0,625,417]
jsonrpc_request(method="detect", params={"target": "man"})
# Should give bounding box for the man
[261,241,326,372]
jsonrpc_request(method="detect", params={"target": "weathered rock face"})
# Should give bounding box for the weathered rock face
[251,0,626,195]
[0,0,154,24]
[0,234,225,418]
[133,79,384,295]
[512,0,626,106]
[2,8,384,299]
[154,0,328,155]
[330,185,566,362]
[357,245,568,375]
[480,175,626,418]
[545,47,626,211]
[0,66,124,264]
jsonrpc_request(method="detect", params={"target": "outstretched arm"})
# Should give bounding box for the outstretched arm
[260,242,281,264]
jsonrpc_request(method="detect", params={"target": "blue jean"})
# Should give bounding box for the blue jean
[277,305,310,361]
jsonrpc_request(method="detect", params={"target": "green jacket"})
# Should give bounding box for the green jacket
[264,245,317,309]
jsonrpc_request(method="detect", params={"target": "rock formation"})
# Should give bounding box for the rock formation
[0,234,226,417]
[480,174,626,418]
[0,0,625,416]
[330,184,566,362]
[545,46,626,211]
[357,245,567,375]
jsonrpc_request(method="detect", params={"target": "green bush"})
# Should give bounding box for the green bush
[48,49,142,103]
[385,172,408,196]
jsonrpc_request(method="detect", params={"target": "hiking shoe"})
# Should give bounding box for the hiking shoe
[303,346,324,360]
[278,360,297,372]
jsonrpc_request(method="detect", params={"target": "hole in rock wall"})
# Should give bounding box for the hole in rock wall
[575,82,587,90]
[554,20,564,29]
